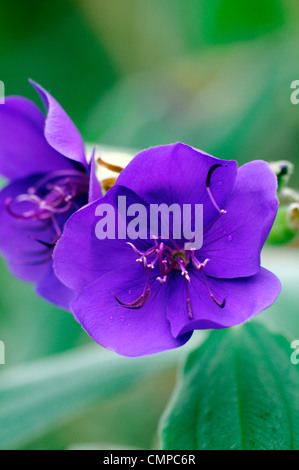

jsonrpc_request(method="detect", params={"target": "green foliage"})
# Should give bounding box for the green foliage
[199,0,285,44]
[160,322,299,450]
[0,345,180,449]
[0,0,117,132]
[85,37,299,185]
[0,258,84,365]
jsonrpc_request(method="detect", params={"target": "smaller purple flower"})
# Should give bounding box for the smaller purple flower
[54,143,281,355]
[0,81,101,309]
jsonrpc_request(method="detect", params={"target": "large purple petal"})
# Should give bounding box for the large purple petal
[35,262,75,310]
[54,185,153,293]
[116,143,238,227]
[71,263,192,357]
[0,97,74,181]
[30,81,87,167]
[166,267,281,338]
[199,161,278,278]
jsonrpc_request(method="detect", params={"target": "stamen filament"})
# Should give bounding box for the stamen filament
[201,271,226,308]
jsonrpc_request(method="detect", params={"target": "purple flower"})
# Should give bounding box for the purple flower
[0,81,101,309]
[54,143,281,355]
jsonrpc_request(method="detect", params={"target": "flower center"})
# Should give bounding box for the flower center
[172,251,187,262]
[5,169,89,259]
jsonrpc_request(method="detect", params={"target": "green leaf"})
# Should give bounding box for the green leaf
[0,345,181,449]
[160,322,299,450]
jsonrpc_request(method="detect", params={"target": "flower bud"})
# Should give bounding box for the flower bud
[267,204,298,244]
[268,160,294,192]
[86,144,136,194]
[287,203,299,231]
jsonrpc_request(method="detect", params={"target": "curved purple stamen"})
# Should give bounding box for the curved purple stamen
[206,163,228,214]
[112,271,151,309]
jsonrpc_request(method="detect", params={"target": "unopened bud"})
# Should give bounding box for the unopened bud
[86,144,136,194]
[268,160,294,192]
[279,187,299,204]
[267,204,298,245]
[287,203,299,231]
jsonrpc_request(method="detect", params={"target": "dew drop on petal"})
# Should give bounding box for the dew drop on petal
[109,316,113,320]
[227,235,233,241]
[217,181,223,186]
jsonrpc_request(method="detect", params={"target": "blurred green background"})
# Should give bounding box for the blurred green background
[0,0,299,450]
[2,0,299,181]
